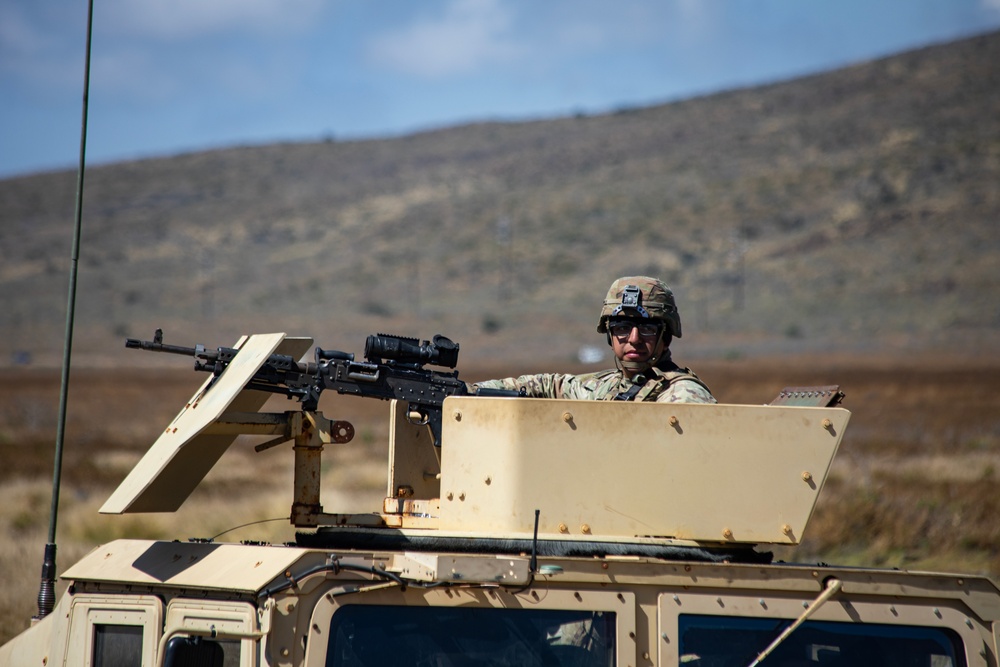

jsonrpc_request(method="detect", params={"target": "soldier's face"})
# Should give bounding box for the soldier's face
[610,320,662,365]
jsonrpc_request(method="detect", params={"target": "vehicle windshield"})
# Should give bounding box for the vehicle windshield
[678,614,964,667]
[327,604,615,667]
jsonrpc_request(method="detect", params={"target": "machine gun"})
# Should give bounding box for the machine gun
[126,329,512,447]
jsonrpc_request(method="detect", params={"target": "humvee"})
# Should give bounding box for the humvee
[2,333,998,666]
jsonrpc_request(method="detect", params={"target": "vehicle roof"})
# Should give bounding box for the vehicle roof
[61,537,1000,622]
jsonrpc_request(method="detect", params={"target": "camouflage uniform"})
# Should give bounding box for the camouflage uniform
[473,364,715,404]
[475,276,716,404]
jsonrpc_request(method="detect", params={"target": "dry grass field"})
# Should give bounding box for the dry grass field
[0,355,998,645]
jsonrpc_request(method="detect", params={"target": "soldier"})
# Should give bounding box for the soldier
[474,276,715,403]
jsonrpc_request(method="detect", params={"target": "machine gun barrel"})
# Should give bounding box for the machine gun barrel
[125,328,237,367]
[125,336,199,358]
[126,329,313,375]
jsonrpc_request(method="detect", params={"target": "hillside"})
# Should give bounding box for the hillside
[1,30,998,367]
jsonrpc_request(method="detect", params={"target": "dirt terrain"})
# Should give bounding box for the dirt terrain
[1,355,998,644]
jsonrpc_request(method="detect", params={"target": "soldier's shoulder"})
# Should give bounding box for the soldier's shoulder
[652,365,696,381]
[649,365,714,402]
[656,377,716,404]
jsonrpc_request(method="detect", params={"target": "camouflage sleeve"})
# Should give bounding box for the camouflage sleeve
[473,374,595,399]
[655,379,717,404]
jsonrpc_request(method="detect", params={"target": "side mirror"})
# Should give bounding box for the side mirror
[162,635,224,667]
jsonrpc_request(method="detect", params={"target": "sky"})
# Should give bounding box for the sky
[2,0,1000,179]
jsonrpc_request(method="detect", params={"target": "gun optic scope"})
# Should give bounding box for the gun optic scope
[365,333,459,369]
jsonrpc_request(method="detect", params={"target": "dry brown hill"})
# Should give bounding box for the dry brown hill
[1,30,998,368]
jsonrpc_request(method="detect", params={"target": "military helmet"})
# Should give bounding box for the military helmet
[597,276,682,338]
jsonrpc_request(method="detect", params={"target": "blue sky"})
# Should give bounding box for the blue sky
[2,0,999,178]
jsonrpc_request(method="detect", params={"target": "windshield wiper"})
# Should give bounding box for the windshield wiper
[746,577,843,667]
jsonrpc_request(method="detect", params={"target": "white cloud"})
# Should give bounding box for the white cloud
[366,0,525,78]
[99,0,325,40]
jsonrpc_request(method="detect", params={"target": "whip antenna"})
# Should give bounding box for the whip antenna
[36,0,95,620]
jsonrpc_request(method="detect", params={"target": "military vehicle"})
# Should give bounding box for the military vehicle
[2,331,998,667]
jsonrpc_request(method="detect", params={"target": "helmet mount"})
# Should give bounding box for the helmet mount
[610,285,650,319]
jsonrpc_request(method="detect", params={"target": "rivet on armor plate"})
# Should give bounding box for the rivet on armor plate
[668,416,679,427]
[581,524,592,534]
[802,471,813,482]
[459,492,466,501]
[821,418,833,430]
[453,411,462,422]
[559,523,569,533]
[446,492,454,501]
[562,412,573,423]
[782,524,793,535]
[484,476,492,485]
[722,528,733,539]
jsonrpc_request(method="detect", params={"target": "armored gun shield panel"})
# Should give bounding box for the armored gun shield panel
[100,333,312,514]
[438,398,849,545]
